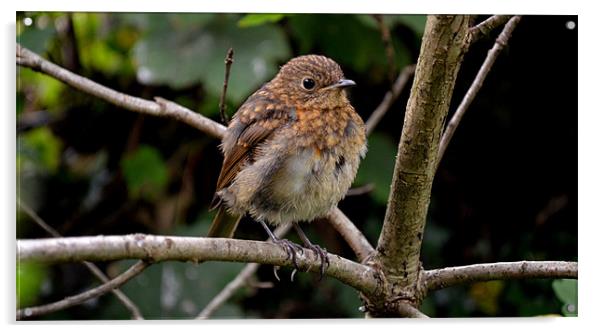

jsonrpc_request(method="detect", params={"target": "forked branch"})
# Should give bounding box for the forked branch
[438,16,522,167]
[374,15,471,291]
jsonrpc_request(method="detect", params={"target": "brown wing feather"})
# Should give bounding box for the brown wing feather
[210,94,287,209]
[214,122,274,193]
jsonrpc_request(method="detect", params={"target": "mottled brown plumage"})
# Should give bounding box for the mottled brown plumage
[207,55,367,277]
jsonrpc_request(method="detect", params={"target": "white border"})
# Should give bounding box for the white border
[5,0,599,332]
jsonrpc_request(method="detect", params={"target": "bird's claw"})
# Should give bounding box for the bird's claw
[273,238,304,272]
[308,243,330,280]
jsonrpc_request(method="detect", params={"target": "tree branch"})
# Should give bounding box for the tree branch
[325,208,374,262]
[196,224,291,319]
[16,44,371,266]
[17,199,144,319]
[218,47,234,124]
[437,16,522,167]
[424,261,578,291]
[374,16,471,293]
[467,15,513,45]
[17,235,381,296]
[17,260,150,320]
[365,64,416,135]
[197,262,262,319]
[373,14,396,83]
[396,302,429,318]
[16,44,226,139]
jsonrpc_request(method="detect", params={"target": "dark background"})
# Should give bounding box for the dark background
[16,13,577,318]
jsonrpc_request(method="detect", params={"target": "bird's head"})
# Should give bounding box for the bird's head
[270,55,355,109]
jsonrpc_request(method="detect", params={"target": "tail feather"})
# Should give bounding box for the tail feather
[207,206,242,238]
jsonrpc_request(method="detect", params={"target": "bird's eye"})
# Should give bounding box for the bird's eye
[302,77,316,90]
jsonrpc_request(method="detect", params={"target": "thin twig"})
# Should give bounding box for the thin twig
[219,48,234,125]
[17,260,150,320]
[373,14,396,83]
[326,208,374,262]
[437,16,522,168]
[197,224,291,319]
[365,64,416,135]
[17,199,144,319]
[424,260,578,291]
[345,183,375,197]
[16,44,226,139]
[468,15,513,45]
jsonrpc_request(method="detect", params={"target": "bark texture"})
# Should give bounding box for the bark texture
[368,15,471,315]
[17,234,380,295]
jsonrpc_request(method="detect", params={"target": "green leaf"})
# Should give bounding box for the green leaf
[17,15,56,54]
[19,127,63,172]
[132,14,291,104]
[552,279,577,304]
[17,261,47,308]
[354,133,397,205]
[121,145,168,200]
[17,70,64,110]
[552,279,577,316]
[238,14,285,28]
[85,40,126,74]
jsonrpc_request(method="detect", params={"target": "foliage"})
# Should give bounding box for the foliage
[552,279,577,316]
[16,12,576,319]
[17,261,48,308]
[238,14,287,28]
[121,145,168,200]
[129,13,291,103]
[355,133,397,205]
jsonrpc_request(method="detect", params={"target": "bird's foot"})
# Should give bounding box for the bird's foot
[258,220,305,281]
[306,243,330,280]
[273,238,304,271]
[292,222,330,280]
[270,238,304,282]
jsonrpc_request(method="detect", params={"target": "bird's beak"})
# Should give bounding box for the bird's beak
[324,79,356,90]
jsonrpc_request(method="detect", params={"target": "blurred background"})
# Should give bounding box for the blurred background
[16,13,577,319]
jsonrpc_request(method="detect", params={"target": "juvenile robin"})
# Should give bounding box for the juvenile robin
[207,54,367,278]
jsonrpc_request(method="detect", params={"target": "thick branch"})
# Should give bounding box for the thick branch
[16,44,226,139]
[375,15,471,289]
[17,235,380,295]
[438,16,522,167]
[424,261,578,291]
[17,260,149,320]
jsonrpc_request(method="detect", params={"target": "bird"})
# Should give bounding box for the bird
[207,54,367,278]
